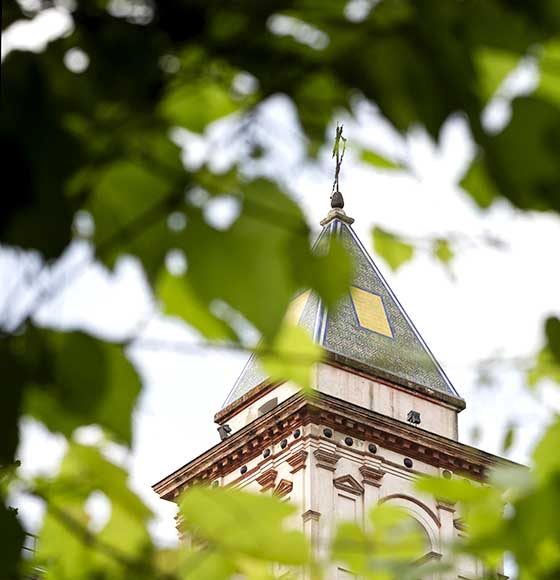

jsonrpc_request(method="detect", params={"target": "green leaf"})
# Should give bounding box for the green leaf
[176,178,345,341]
[160,82,240,133]
[433,239,454,264]
[372,227,414,271]
[180,550,236,580]
[460,155,499,209]
[533,417,560,483]
[21,328,141,445]
[474,47,520,101]
[35,443,153,579]
[180,486,309,565]
[0,502,24,580]
[303,236,353,312]
[501,422,516,453]
[178,204,298,340]
[332,503,426,578]
[536,39,560,107]
[88,160,178,281]
[415,475,482,503]
[489,465,533,498]
[416,475,504,541]
[0,339,27,465]
[545,316,560,365]
[293,72,346,155]
[259,324,323,391]
[527,348,560,387]
[156,270,236,341]
[361,149,402,170]
[485,97,560,213]
[0,51,78,259]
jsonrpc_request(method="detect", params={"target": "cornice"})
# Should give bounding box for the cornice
[313,448,341,471]
[153,392,520,501]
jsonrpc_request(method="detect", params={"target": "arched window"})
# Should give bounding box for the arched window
[378,493,442,574]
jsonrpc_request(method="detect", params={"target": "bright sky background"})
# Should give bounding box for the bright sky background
[4,5,560,548]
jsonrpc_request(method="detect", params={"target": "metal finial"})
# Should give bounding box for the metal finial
[331,123,347,208]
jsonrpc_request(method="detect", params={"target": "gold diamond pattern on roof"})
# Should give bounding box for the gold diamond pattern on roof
[285,290,311,326]
[350,287,393,338]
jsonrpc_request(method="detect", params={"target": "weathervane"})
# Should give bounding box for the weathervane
[331,123,346,209]
[320,123,353,226]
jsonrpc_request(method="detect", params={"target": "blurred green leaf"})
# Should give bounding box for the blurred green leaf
[180,550,236,580]
[180,486,309,565]
[536,39,560,106]
[161,82,240,133]
[501,422,516,454]
[176,178,349,341]
[528,348,560,387]
[416,475,505,543]
[88,160,179,281]
[259,324,323,391]
[433,239,454,264]
[0,339,27,465]
[35,443,153,579]
[533,417,560,483]
[474,47,520,101]
[545,316,560,364]
[486,97,560,213]
[0,502,24,580]
[303,236,353,312]
[460,154,499,209]
[360,149,402,170]
[489,465,533,499]
[19,328,141,445]
[157,270,236,341]
[372,227,414,271]
[332,503,426,579]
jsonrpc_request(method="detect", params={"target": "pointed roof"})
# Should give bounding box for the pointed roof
[221,210,462,410]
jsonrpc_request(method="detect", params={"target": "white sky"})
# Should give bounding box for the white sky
[4,8,560,548]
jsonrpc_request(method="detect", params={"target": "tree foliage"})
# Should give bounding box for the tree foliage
[2,0,560,578]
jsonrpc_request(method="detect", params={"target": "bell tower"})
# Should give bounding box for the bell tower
[153,139,513,578]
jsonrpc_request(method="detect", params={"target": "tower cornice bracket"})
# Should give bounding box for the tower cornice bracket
[287,450,308,474]
[313,448,341,471]
[302,509,321,523]
[274,479,293,498]
[256,468,278,492]
[359,465,385,487]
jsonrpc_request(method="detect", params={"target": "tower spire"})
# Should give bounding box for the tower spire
[321,123,354,225]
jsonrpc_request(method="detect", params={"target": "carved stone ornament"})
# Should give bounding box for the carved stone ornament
[302,509,321,523]
[274,479,293,498]
[359,465,385,487]
[256,468,278,492]
[287,450,308,473]
[333,474,364,496]
[313,448,340,471]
